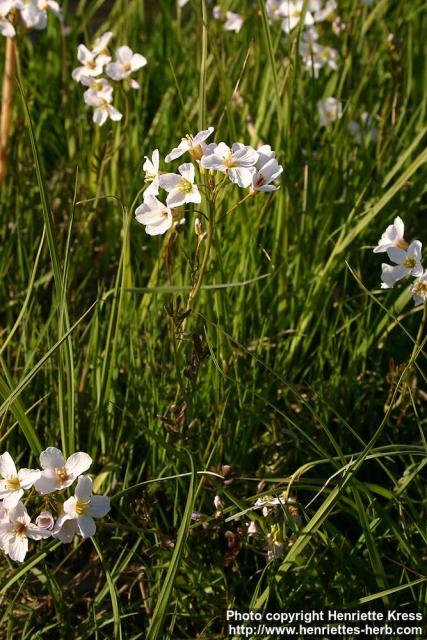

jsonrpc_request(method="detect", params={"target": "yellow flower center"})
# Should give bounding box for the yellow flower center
[179,178,193,194]
[6,476,20,491]
[12,522,27,537]
[86,60,97,70]
[123,62,132,73]
[404,257,417,269]
[55,467,69,484]
[189,145,203,161]
[75,499,91,515]
[412,281,427,299]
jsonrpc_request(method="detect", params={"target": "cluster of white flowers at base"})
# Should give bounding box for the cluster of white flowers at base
[72,31,147,127]
[0,0,61,37]
[135,126,283,236]
[0,447,110,562]
[373,217,426,306]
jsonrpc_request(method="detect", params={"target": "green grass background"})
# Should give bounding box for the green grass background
[0,0,426,637]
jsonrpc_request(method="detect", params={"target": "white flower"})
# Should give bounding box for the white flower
[0,501,51,562]
[300,40,339,76]
[178,0,189,6]
[159,162,201,208]
[257,144,276,167]
[18,0,47,30]
[36,0,62,19]
[201,142,258,188]
[135,195,173,236]
[251,157,283,193]
[348,112,377,144]
[0,452,40,508]
[224,11,244,33]
[281,0,314,34]
[106,46,147,81]
[91,31,113,56]
[265,0,286,21]
[317,97,342,127]
[267,533,284,561]
[384,240,423,283]
[72,44,111,83]
[247,521,257,536]
[55,475,110,540]
[35,511,55,530]
[34,447,92,495]
[313,0,336,22]
[143,149,160,197]
[52,518,77,543]
[373,216,407,253]
[165,127,214,163]
[0,1,16,37]
[84,82,123,126]
[410,272,427,306]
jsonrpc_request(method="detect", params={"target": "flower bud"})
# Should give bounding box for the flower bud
[214,495,223,510]
[36,511,55,530]
[194,218,202,236]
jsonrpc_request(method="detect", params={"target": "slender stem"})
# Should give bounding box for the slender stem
[0,37,15,186]
[217,192,254,223]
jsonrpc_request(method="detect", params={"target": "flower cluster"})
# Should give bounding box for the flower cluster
[0,447,110,562]
[266,0,341,75]
[135,126,283,236]
[0,0,61,37]
[250,492,301,562]
[373,217,426,306]
[72,31,147,126]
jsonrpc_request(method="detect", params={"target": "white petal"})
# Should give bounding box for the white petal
[178,162,195,183]
[77,515,96,538]
[159,173,182,192]
[116,45,133,64]
[18,468,41,489]
[75,475,93,500]
[108,105,123,121]
[105,62,124,81]
[52,516,77,543]
[0,452,17,478]
[408,240,422,260]
[166,190,186,208]
[131,53,147,71]
[7,536,28,562]
[387,247,406,265]
[165,140,189,163]
[77,44,92,65]
[40,447,64,470]
[34,471,59,495]
[63,496,78,516]
[26,524,52,541]
[193,126,214,145]
[228,166,254,188]
[93,108,108,126]
[2,490,23,508]
[393,216,404,240]
[89,495,110,518]
[185,187,202,204]
[65,452,92,479]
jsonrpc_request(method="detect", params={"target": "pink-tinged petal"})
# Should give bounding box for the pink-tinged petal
[89,495,110,518]
[145,216,173,236]
[2,490,23,508]
[93,108,108,126]
[63,496,78,516]
[408,240,422,260]
[393,216,404,239]
[105,62,123,81]
[34,471,59,495]
[77,44,93,65]
[108,106,123,121]
[228,166,254,188]
[53,516,77,543]
[0,452,17,478]
[116,45,133,64]
[387,247,406,265]
[77,515,96,538]
[65,452,92,479]
[185,188,202,205]
[178,163,195,183]
[130,53,147,71]
[7,535,28,562]
[40,447,64,470]
[166,190,186,208]
[193,126,214,145]
[26,524,52,541]
[75,475,93,501]
[165,140,189,163]
[159,173,182,191]
[18,468,41,489]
